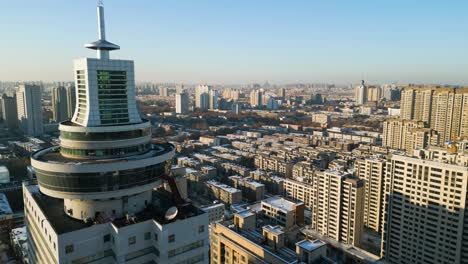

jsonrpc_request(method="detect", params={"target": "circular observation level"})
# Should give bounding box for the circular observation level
[31,119,175,200]
[58,120,153,160]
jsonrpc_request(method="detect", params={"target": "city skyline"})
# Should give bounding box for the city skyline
[1,0,468,85]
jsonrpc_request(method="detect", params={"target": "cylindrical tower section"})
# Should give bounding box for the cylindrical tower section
[31,119,175,221]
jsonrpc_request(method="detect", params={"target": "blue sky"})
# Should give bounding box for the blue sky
[1,0,467,85]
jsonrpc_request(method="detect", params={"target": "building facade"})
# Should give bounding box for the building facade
[175,91,189,114]
[381,151,468,264]
[52,86,69,122]
[25,3,208,263]
[1,94,18,130]
[16,84,43,136]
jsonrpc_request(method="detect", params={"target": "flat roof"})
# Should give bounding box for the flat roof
[263,225,284,235]
[262,196,301,212]
[236,210,255,219]
[296,239,326,252]
[27,185,89,234]
[207,180,241,194]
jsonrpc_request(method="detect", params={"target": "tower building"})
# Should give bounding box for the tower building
[1,94,18,130]
[355,80,368,105]
[52,86,69,122]
[175,91,189,114]
[16,84,43,136]
[65,85,76,119]
[25,3,208,263]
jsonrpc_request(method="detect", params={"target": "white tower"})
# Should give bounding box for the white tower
[25,2,208,263]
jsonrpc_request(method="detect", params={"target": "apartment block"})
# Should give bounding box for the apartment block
[283,178,314,209]
[261,196,305,229]
[254,155,294,178]
[206,180,242,205]
[209,210,329,264]
[355,158,385,233]
[312,170,364,247]
[382,119,425,150]
[228,176,265,201]
[381,150,468,264]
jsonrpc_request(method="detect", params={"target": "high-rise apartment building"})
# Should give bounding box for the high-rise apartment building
[65,85,76,119]
[1,94,18,130]
[52,86,69,122]
[250,89,263,107]
[355,158,385,233]
[159,87,168,96]
[367,86,381,102]
[25,3,208,263]
[195,85,211,111]
[175,91,189,114]
[16,84,43,136]
[278,87,286,99]
[312,170,364,247]
[209,89,219,110]
[399,86,468,141]
[381,149,468,264]
[382,119,425,150]
[354,80,368,105]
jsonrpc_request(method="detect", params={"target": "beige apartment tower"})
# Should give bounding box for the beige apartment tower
[355,158,385,233]
[381,153,468,264]
[312,170,364,247]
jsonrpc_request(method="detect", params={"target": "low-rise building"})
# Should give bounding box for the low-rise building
[261,196,305,229]
[228,176,265,201]
[206,180,242,205]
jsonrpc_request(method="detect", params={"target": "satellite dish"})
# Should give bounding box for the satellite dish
[165,206,178,221]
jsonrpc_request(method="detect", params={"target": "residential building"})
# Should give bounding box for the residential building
[200,203,224,223]
[1,93,18,130]
[52,86,69,122]
[250,89,263,107]
[16,84,43,136]
[355,158,385,233]
[399,86,468,141]
[175,91,189,114]
[195,85,211,111]
[210,210,326,264]
[354,80,367,105]
[228,176,265,201]
[382,119,425,150]
[261,196,304,229]
[381,150,468,264]
[312,170,364,247]
[65,85,76,119]
[206,180,242,205]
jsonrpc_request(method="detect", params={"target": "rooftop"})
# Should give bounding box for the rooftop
[236,210,255,219]
[262,196,302,212]
[296,239,326,252]
[28,185,89,234]
[207,180,241,194]
[263,225,284,235]
[27,185,204,234]
[113,189,204,228]
[219,219,298,264]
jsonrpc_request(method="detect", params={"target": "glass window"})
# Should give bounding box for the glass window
[144,232,151,240]
[103,234,110,243]
[65,244,74,254]
[168,234,175,243]
[128,236,136,245]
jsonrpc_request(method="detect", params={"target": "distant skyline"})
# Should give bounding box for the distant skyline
[1,0,468,85]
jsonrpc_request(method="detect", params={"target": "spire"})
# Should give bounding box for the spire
[85,0,120,60]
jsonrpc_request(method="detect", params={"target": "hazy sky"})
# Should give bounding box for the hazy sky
[1,0,467,85]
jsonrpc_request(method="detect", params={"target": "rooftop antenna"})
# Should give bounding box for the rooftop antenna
[85,0,120,59]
